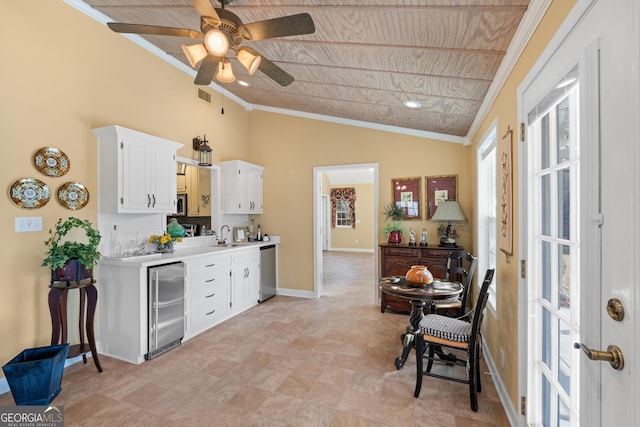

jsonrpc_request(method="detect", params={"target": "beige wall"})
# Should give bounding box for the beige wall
[329,183,374,250]
[0,2,250,369]
[248,112,474,291]
[468,0,577,409]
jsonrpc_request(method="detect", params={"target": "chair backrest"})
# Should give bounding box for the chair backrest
[444,250,478,310]
[469,269,495,341]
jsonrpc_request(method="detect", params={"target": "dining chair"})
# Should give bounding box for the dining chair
[434,249,478,317]
[414,268,495,412]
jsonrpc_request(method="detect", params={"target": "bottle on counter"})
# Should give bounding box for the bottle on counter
[110,225,122,257]
[257,224,262,241]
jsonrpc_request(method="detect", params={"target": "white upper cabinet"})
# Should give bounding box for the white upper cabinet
[93,125,183,214]
[221,160,263,214]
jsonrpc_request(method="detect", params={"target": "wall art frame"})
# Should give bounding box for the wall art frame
[391,177,421,220]
[425,175,457,219]
[499,127,513,255]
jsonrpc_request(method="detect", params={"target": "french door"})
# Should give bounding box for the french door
[519,1,639,425]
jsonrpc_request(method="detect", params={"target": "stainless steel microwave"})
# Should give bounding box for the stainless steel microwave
[176,194,186,216]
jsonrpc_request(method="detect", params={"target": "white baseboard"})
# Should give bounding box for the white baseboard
[276,288,315,299]
[328,247,374,253]
[482,340,518,426]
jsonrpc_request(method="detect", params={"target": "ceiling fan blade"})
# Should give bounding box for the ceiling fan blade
[107,22,202,39]
[194,55,219,85]
[238,13,315,41]
[241,47,294,86]
[192,0,221,26]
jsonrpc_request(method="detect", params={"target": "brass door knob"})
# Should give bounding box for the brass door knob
[574,343,624,370]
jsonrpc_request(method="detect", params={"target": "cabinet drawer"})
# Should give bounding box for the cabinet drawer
[185,253,230,277]
[187,280,228,311]
[420,247,455,258]
[187,269,229,292]
[231,248,259,265]
[186,299,229,332]
[383,246,418,257]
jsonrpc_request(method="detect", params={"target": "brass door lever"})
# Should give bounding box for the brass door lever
[574,343,624,370]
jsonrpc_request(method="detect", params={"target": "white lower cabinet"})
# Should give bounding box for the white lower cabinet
[231,249,261,313]
[184,246,260,340]
[184,252,231,340]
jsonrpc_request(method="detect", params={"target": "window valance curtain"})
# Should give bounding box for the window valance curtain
[330,187,356,228]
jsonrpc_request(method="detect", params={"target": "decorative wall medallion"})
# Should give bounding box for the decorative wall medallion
[33,147,70,177]
[9,178,51,208]
[56,182,89,210]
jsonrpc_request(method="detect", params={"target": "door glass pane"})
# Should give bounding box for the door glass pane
[558,317,571,395]
[559,396,570,427]
[558,168,570,240]
[557,97,571,164]
[543,374,551,427]
[542,174,551,236]
[542,114,550,169]
[542,241,551,300]
[542,307,552,367]
[558,245,571,309]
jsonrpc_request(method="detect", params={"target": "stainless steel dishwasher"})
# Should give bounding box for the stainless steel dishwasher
[146,262,185,360]
[259,245,277,302]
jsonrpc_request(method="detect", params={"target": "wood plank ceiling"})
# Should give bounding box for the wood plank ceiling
[78,0,530,139]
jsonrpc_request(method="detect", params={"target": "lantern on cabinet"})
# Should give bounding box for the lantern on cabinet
[192,135,212,166]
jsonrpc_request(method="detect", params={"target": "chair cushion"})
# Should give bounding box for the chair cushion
[418,314,472,342]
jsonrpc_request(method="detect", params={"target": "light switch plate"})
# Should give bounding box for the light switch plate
[15,217,43,232]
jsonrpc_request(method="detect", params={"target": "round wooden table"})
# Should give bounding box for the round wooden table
[379,276,463,369]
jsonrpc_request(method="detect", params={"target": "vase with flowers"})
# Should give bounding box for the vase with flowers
[148,233,182,253]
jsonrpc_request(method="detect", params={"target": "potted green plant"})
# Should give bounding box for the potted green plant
[43,217,102,284]
[383,202,405,244]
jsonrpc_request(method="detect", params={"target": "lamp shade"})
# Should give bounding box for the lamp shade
[204,29,230,57]
[431,200,467,223]
[215,58,236,83]
[236,47,261,75]
[181,44,208,68]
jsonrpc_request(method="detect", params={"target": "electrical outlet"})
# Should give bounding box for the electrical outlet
[15,217,43,232]
[500,348,505,369]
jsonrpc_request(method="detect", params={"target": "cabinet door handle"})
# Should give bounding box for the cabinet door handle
[147,194,151,207]
[152,194,156,207]
[205,293,215,298]
[205,278,215,283]
[206,309,216,315]
[205,263,215,267]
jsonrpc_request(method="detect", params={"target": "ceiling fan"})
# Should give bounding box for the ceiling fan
[107,0,315,86]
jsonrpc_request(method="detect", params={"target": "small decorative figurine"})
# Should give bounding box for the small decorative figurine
[420,228,428,246]
[409,228,417,246]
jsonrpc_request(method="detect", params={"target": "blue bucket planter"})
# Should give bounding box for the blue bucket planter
[2,343,69,405]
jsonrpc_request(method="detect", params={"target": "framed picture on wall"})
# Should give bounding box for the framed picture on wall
[499,127,513,255]
[391,177,421,220]
[425,175,457,219]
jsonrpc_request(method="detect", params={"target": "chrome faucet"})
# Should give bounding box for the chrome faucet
[219,225,230,244]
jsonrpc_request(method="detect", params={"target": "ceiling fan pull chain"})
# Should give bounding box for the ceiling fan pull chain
[221,89,224,115]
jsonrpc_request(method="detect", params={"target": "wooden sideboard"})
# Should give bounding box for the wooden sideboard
[379,244,463,313]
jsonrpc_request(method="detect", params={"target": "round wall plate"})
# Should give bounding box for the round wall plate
[8,177,51,208]
[33,147,70,177]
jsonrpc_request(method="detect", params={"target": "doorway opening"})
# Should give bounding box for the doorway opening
[313,164,379,300]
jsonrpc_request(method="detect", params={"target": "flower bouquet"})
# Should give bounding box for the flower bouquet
[148,233,182,253]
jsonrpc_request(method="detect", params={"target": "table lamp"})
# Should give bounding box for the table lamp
[431,200,467,247]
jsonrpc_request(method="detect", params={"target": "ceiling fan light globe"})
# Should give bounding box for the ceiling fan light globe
[204,29,230,57]
[181,43,208,68]
[216,59,236,83]
[237,49,261,75]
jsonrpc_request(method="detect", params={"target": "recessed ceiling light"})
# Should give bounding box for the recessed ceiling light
[238,80,249,87]
[403,100,421,109]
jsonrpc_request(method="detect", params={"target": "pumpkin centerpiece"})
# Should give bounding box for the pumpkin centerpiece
[42,217,101,285]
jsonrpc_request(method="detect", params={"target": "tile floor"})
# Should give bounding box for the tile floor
[0,251,510,426]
